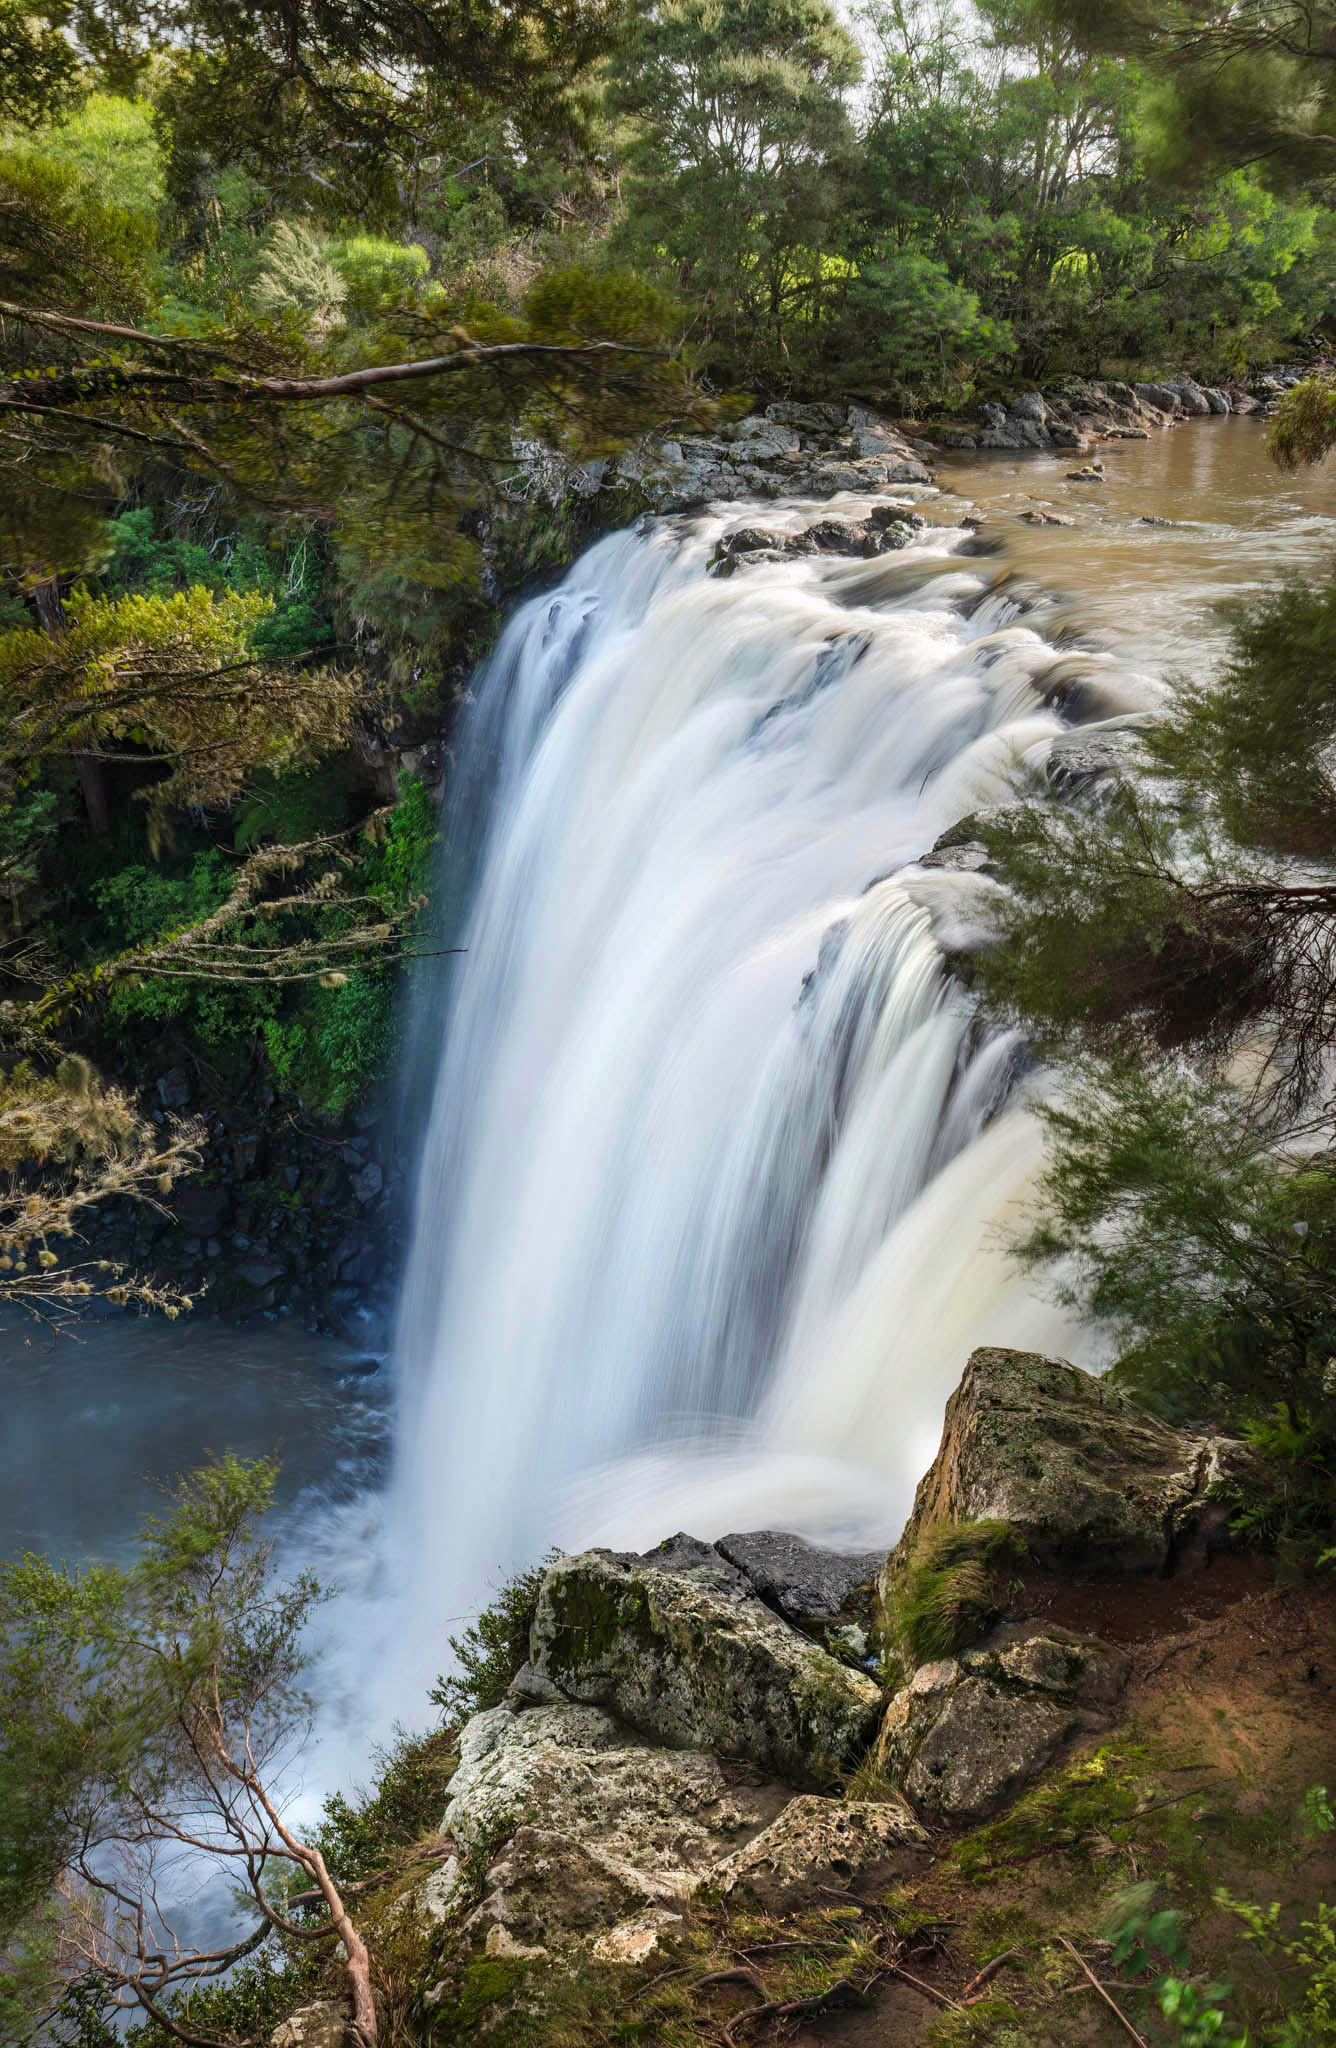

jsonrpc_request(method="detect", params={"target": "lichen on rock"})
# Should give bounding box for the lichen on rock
[420,1697,784,1950]
[710,1792,928,1909]
[528,1545,883,1787]
[875,1621,1129,1824]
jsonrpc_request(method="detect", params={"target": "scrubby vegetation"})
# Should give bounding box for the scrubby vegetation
[972,564,1336,1571]
[881,1519,1027,1679]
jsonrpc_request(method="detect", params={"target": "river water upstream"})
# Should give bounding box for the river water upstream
[3,413,1334,1768]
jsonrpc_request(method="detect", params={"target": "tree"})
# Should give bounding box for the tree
[611,0,862,375]
[0,1456,379,2048]
[52,0,623,217]
[0,586,363,840]
[971,571,1336,1512]
[1032,0,1336,188]
[0,0,83,127]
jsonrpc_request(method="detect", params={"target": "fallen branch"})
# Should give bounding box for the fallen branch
[961,1948,1025,2002]
[720,1978,866,2047]
[0,330,666,413]
[694,1967,768,2001]
[883,1961,962,2012]
[1058,1937,1148,2047]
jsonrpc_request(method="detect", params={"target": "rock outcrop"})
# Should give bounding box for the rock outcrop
[618,403,934,510]
[528,1543,882,1787]
[956,366,1289,452]
[875,1622,1129,1824]
[887,1345,1255,1584]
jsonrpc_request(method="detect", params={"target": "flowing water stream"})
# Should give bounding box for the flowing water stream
[5,415,1336,1766]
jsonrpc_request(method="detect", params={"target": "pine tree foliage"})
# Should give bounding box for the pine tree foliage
[975,573,1336,1489]
[0,1457,381,2047]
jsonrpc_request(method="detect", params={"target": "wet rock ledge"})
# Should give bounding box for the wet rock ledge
[275,1344,1272,2048]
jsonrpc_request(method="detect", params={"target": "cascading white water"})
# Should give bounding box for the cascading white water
[389,498,1115,1673]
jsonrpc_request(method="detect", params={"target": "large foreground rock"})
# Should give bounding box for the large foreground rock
[530,1545,882,1786]
[890,1347,1255,1583]
[422,1701,785,1948]
[876,1623,1129,1824]
[711,1793,928,1908]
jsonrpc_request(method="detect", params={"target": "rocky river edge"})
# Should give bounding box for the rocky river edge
[270,1344,1336,2048]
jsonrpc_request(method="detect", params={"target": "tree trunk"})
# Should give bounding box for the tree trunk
[33,577,111,836]
[76,755,112,837]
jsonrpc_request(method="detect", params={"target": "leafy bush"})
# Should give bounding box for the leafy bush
[262,974,391,1116]
[329,233,430,317]
[39,94,163,219]
[104,510,333,657]
[233,768,351,853]
[1106,1888,1245,2046]
[429,1556,556,1723]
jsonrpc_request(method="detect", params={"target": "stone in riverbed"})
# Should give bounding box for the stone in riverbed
[1163,374,1212,417]
[1043,726,1146,791]
[1135,381,1184,415]
[529,1546,882,1786]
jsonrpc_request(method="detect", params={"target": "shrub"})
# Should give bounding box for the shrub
[314,1726,460,1886]
[887,1520,1027,1673]
[429,1556,556,1723]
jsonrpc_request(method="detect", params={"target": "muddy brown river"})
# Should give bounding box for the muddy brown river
[932,412,1336,669]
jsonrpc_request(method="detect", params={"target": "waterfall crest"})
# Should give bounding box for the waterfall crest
[390,505,1106,1658]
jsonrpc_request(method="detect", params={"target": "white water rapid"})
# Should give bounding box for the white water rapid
[388,501,1124,1684]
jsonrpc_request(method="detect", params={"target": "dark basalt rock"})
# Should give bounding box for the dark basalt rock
[716,1529,884,1640]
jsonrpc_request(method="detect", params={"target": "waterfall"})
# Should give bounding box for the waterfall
[389,502,1111,1670]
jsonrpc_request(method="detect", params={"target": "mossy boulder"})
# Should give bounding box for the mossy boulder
[875,1622,1129,1824]
[529,1546,882,1788]
[888,1346,1254,1587]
